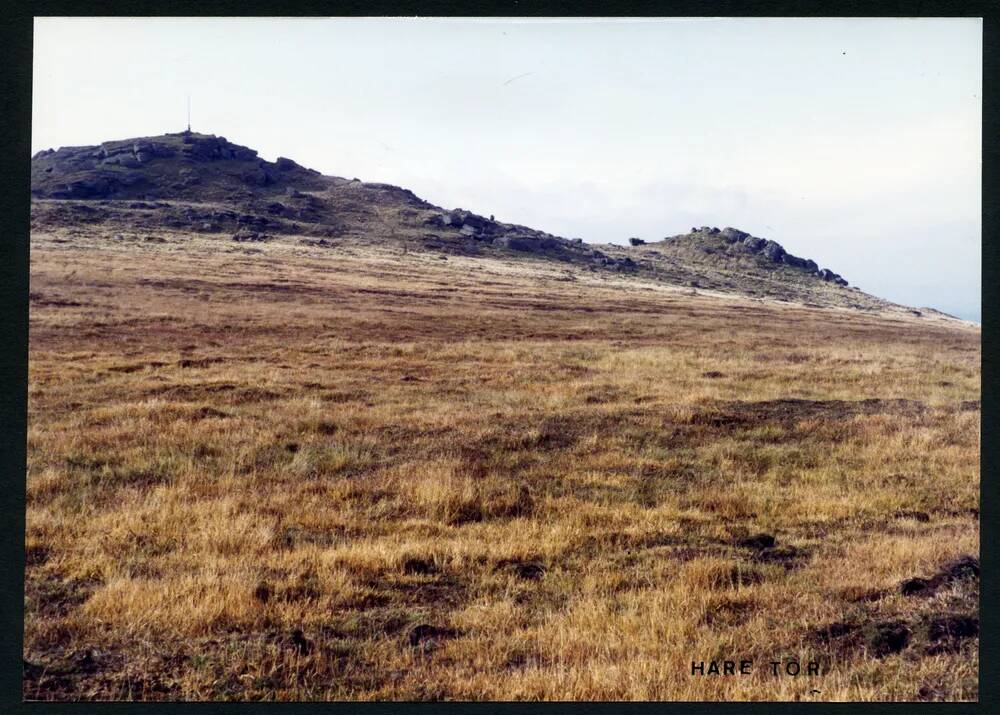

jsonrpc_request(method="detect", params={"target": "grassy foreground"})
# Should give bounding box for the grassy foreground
[25,228,980,701]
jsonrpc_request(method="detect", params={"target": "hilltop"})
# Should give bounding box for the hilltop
[30,131,929,316]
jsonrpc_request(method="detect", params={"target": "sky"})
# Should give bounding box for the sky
[32,17,982,321]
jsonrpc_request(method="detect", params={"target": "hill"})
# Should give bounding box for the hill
[25,130,979,702]
[30,131,931,316]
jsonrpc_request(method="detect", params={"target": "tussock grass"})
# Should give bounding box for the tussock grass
[24,229,979,701]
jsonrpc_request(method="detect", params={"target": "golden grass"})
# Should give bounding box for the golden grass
[24,228,980,701]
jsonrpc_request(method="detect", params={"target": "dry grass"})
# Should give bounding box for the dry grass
[25,228,980,701]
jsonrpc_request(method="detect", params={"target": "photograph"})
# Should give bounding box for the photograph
[23,16,981,701]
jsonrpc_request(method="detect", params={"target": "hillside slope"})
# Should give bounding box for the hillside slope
[26,222,981,701]
[31,130,931,316]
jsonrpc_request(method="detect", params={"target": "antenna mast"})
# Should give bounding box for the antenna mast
[186,95,191,133]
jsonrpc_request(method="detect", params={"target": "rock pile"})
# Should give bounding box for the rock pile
[30,132,325,201]
[690,226,847,286]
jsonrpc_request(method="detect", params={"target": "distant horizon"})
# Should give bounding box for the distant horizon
[32,17,982,322]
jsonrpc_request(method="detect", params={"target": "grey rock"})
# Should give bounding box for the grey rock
[762,240,786,262]
[720,227,749,243]
[461,214,490,230]
[243,167,274,187]
[628,237,646,246]
[497,235,538,252]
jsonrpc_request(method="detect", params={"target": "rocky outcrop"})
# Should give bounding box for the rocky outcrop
[817,268,848,285]
[31,131,859,292]
[179,134,259,161]
[30,131,325,201]
[422,207,638,270]
[761,240,785,262]
[714,228,845,284]
[45,172,147,200]
[662,226,849,286]
[720,227,749,243]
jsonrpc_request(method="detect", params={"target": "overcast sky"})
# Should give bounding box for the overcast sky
[32,17,982,321]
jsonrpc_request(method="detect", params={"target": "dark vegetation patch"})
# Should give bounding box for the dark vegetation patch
[106,363,146,374]
[25,544,50,567]
[23,647,133,701]
[143,382,281,403]
[407,624,460,652]
[495,559,547,581]
[899,554,979,597]
[178,357,225,369]
[839,586,886,603]
[402,558,439,576]
[288,628,314,655]
[701,595,756,627]
[810,554,979,665]
[921,614,979,655]
[865,620,912,657]
[192,406,230,420]
[29,292,85,308]
[892,509,930,522]
[751,545,809,570]
[736,533,776,550]
[698,398,927,429]
[811,620,911,659]
[25,574,102,621]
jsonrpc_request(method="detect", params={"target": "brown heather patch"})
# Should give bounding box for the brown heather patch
[24,229,979,701]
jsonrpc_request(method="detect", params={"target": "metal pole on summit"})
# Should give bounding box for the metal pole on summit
[187,95,191,133]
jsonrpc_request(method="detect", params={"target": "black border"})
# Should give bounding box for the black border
[1,1,994,713]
